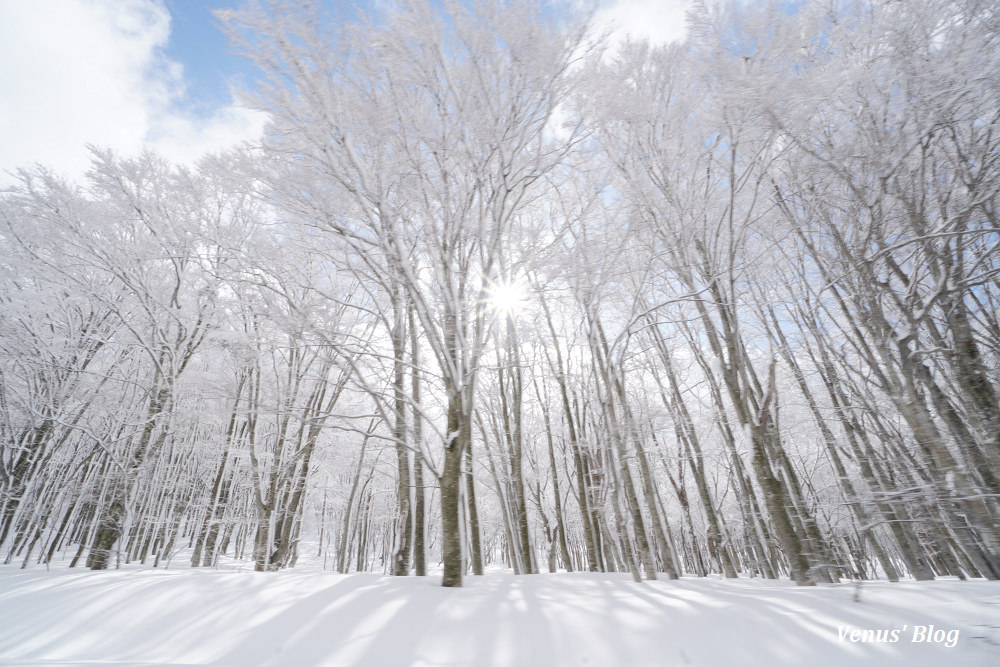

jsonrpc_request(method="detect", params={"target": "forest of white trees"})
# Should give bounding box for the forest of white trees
[1,0,998,589]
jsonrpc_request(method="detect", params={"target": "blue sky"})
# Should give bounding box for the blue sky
[0,0,690,185]
[161,0,383,112]
[162,0,257,113]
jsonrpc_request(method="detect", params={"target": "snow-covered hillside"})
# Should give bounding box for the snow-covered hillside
[0,569,997,666]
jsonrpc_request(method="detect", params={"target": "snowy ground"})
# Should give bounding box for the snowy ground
[0,567,998,666]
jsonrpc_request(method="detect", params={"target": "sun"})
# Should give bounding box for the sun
[488,279,526,316]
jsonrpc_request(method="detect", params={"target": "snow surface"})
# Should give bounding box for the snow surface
[0,568,998,666]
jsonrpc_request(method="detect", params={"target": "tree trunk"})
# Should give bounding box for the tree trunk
[411,308,427,576]
[441,389,469,588]
[465,444,484,575]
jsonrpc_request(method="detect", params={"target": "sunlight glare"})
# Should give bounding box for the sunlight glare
[489,280,526,316]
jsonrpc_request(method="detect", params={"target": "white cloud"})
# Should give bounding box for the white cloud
[593,0,693,50]
[0,0,266,185]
